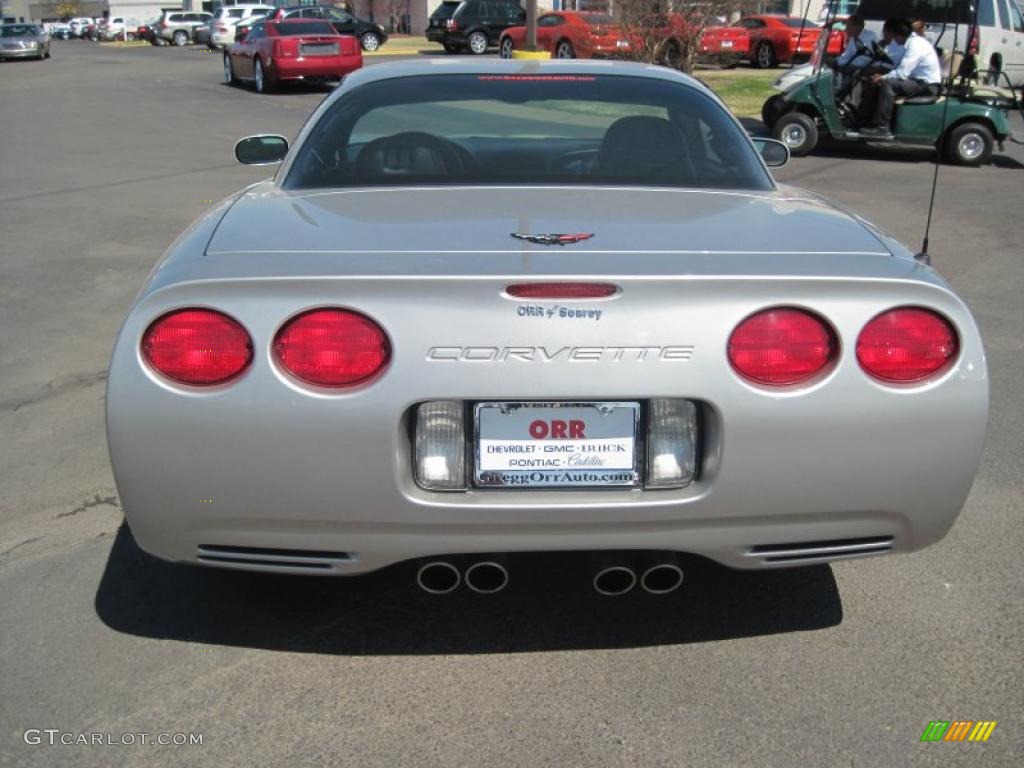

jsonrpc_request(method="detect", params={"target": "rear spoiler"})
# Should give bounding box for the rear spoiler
[853,0,975,24]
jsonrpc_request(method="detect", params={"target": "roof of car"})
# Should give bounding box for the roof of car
[333,58,709,94]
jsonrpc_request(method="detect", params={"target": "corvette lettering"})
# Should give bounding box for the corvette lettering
[426,346,694,362]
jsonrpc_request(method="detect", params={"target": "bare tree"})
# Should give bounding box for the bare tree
[54,1,80,19]
[614,1,754,75]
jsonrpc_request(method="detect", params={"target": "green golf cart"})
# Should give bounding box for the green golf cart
[761,0,1021,165]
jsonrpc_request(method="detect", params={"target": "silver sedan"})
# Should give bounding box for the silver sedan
[106,60,987,596]
[0,23,51,60]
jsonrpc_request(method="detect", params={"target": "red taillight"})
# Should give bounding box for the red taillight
[274,309,390,387]
[506,282,617,299]
[728,308,836,385]
[446,19,458,31]
[856,308,957,383]
[142,309,253,386]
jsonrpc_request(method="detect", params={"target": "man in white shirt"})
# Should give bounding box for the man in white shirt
[862,20,942,137]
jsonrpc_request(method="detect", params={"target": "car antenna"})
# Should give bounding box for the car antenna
[916,7,971,265]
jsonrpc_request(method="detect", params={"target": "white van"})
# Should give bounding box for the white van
[929,0,1024,86]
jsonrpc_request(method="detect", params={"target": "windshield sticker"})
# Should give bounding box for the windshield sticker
[477,75,596,82]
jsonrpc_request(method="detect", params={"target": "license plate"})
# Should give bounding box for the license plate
[474,402,640,488]
[720,40,733,48]
[301,43,338,55]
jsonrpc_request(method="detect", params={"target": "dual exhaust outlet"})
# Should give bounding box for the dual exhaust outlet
[415,555,684,596]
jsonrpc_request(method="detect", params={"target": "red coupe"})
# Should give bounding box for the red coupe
[736,15,843,68]
[696,22,750,66]
[223,19,362,93]
[499,12,630,60]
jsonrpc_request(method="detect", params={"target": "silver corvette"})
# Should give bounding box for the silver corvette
[106,60,988,594]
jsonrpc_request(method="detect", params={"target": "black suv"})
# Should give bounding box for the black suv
[426,0,525,54]
[273,5,388,51]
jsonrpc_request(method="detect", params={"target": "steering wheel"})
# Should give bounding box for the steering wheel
[354,132,473,178]
[871,40,893,65]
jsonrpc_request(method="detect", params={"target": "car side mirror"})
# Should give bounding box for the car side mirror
[235,135,289,165]
[751,137,790,168]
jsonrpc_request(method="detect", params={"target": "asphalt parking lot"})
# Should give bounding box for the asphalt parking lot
[1,41,1022,767]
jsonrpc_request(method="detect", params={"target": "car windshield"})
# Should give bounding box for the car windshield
[272,20,336,35]
[285,74,772,191]
[2,25,36,36]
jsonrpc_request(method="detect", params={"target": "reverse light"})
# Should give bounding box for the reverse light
[274,308,390,388]
[414,401,466,490]
[728,307,836,386]
[645,399,698,489]
[856,307,958,383]
[506,282,617,299]
[142,308,252,386]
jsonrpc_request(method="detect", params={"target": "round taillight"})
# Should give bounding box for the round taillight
[142,308,253,386]
[856,307,958,383]
[274,308,390,387]
[728,307,836,385]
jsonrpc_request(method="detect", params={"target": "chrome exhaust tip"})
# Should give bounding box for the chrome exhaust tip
[464,561,509,594]
[416,561,460,594]
[640,562,684,595]
[593,566,636,596]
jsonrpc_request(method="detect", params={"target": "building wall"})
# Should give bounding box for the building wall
[2,0,33,22]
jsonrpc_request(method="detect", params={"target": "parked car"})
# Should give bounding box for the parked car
[99,17,142,41]
[107,60,988,589]
[194,21,212,46]
[616,14,752,68]
[0,23,51,59]
[49,22,72,39]
[136,21,158,43]
[499,12,630,59]
[427,0,525,54]
[224,19,362,93]
[209,5,275,50]
[272,6,387,52]
[68,18,93,38]
[155,10,214,46]
[698,21,750,67]
[736,14,843,68]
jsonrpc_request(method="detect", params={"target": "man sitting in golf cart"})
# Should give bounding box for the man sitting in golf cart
[836,14,878,73]
[861,19,942,137]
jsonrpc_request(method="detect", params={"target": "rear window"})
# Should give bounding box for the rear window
[432,2,461,18]
[285,74,771,191]
[271,20,336,36]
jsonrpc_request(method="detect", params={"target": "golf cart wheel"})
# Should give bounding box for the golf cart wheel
[755,41,777,69]
[773,111,818,157]
[944,122,993,166]
[499,37,513,59]
[467,30,488,55]
[761,94,786,130]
